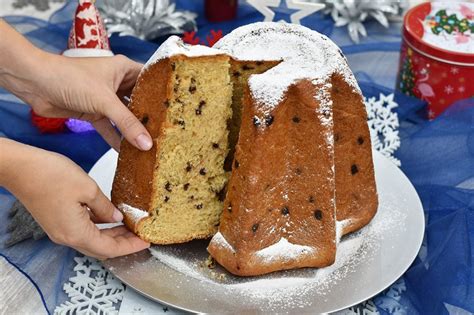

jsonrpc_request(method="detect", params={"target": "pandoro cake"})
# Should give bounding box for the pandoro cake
[112,22,378,276]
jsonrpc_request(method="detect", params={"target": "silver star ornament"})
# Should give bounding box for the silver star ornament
[247,0,325,24]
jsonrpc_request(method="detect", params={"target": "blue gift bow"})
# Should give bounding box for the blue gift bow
[1,1,474,314]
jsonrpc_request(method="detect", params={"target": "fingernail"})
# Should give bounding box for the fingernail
[113,208,124,222]
[136,133,153,151]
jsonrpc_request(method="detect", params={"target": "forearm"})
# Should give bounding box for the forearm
[0,138,29,192]
[0,138,19,190]
[0,19,54,103]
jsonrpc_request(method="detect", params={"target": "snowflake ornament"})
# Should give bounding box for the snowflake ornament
[365,93,401,166]
[55,256,125,315]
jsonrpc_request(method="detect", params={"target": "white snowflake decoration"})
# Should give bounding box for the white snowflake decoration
[365,93,401,166]
[54,256,125,315]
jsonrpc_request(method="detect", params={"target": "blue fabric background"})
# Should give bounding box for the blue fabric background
[1,1,473,314]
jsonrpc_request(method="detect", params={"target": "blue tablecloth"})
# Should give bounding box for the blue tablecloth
[1,1,473,314]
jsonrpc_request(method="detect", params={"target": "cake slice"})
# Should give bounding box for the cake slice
[112,37,233,244]
[207,79,337,276]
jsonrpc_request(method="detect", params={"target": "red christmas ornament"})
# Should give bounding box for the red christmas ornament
[182,31,201,45]
[182,30,224,47]
[31,110,67,134]
[206,30,223,47]
[205,0,238,22]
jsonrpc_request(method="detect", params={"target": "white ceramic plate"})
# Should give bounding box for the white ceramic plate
[89,149,424,314]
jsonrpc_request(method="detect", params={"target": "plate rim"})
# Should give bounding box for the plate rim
[89,149,425,314]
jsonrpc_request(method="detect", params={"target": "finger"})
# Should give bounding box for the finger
[78,226,150,259]
[115,55,143,99]
[85,185,123,223]
[102,95,152,151]
[92,118,121,152]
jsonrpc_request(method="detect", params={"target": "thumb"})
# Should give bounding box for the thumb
[86,186,124,223]
[103,95,153,151]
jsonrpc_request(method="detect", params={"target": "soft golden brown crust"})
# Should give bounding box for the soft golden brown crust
[331,74,378,235]
[112,58,173,233]
[208,80,337,276]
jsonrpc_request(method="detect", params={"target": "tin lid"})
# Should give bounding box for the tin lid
[403,2,474,65]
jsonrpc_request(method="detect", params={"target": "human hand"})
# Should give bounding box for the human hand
[0,20,151,151]
[24,54,152,151]
[0,139,150,259]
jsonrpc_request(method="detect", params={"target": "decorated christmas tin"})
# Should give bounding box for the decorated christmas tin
[397,2,474,119]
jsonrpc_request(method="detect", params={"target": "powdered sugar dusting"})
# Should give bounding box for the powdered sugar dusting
[223,202,406,310]
[118,203,149,223]
[255,237,315,263]
[144,201,406,312]
[214,22,360,114]
[336,219,353,244]
[211,231,235,253]
[144,36,223,69]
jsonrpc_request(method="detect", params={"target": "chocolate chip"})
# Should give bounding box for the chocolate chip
[164,196,169,202]
[351,164,359,175]
[243,65,254,70]
[199,168,207,175]
[165,182,172,192]
[281,206,289,216]
[234,160,239,169]
[227,203,232,213]
[314,210,323,220]
[212,142,219,149]
[196,204,203,210]
[253,116,261,127]
[357,136,364,145]
[252,223,259,233]
[264,115,274,126]
[185,162,192,172]
[309,195,315,203]
[189,78,197,93]
[233,71,241,77]
[295,168,302,175]
[292,116,300,123]
[217,185,226,202]
[195,100,205,115]
[164,100,170,108]
[140,115,149,125]
[183,183,190,191]
[236,265,240,270]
